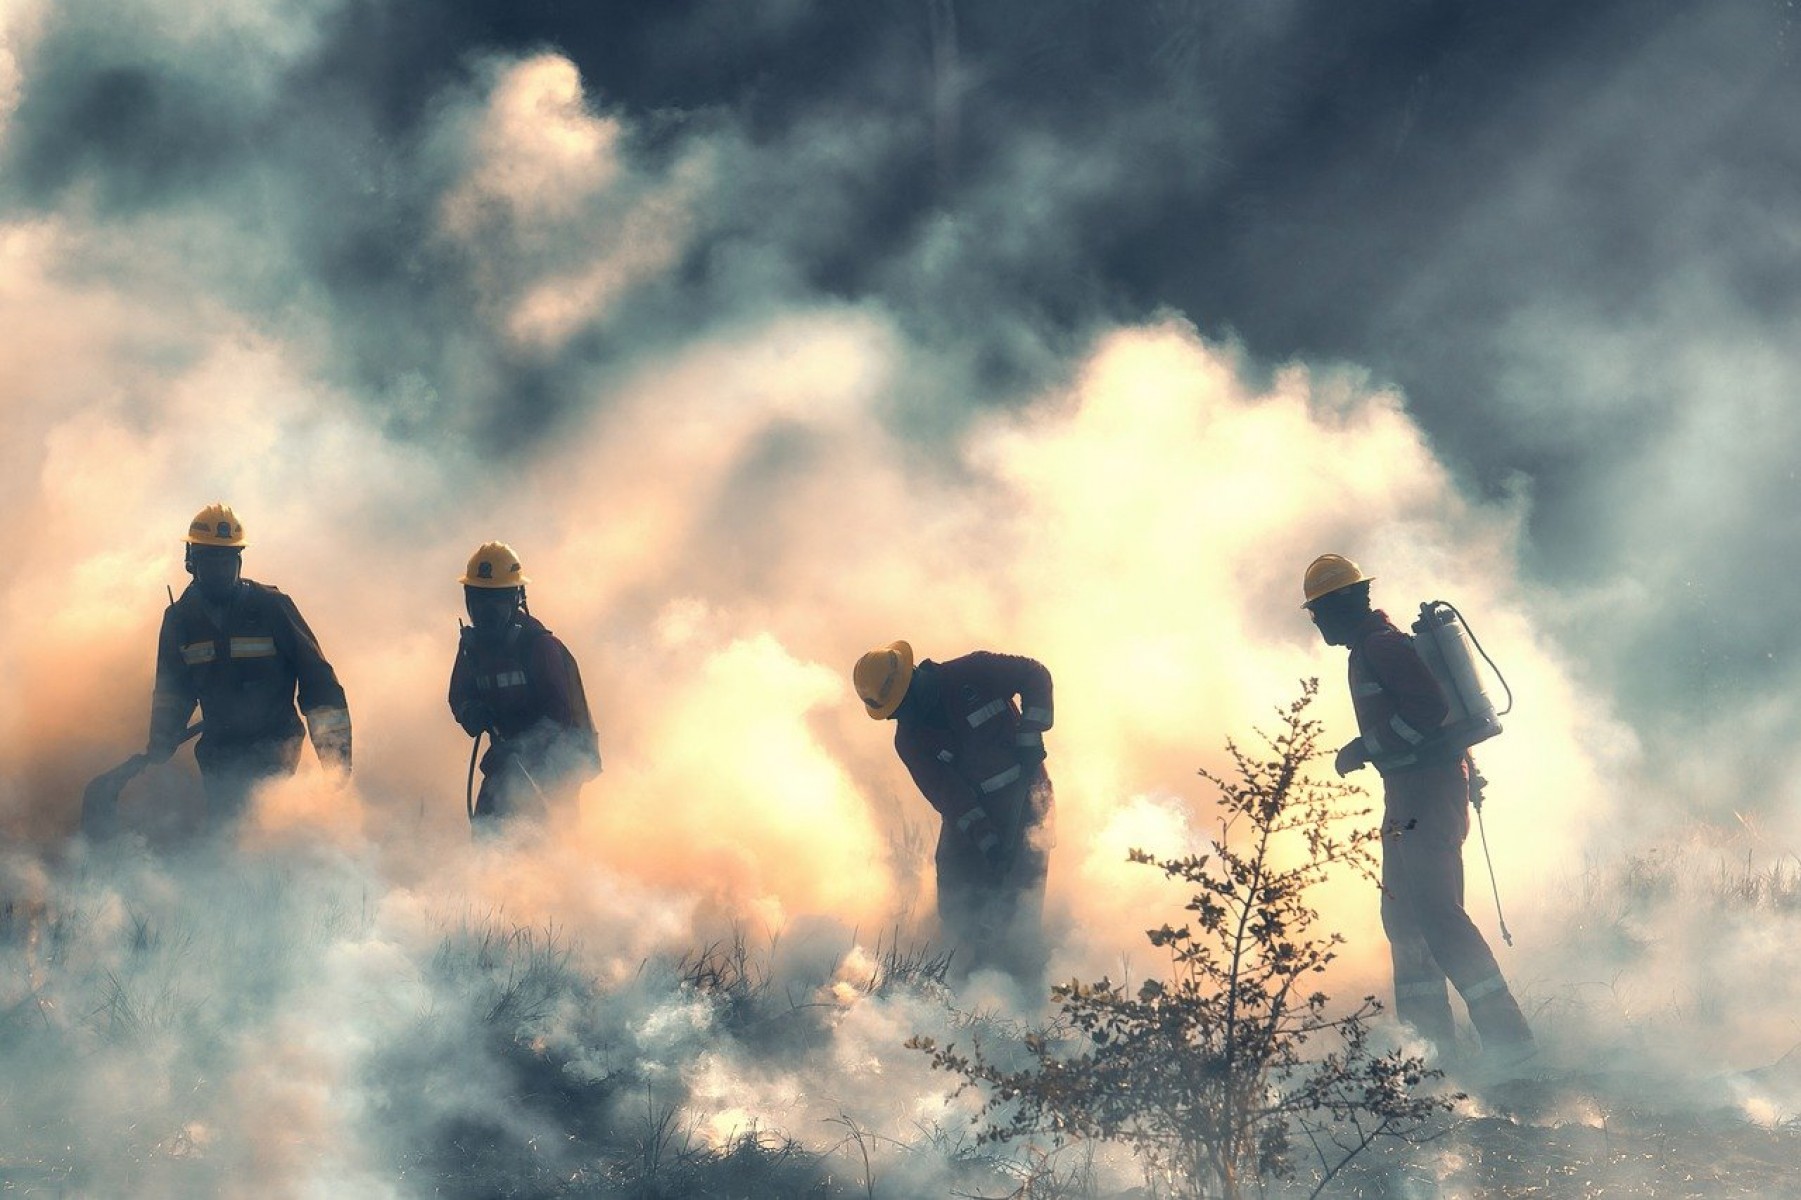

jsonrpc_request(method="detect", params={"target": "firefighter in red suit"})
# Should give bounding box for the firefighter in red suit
[854,641,1054,985]
[449,543,600,825]
[1303,554,1533,1064]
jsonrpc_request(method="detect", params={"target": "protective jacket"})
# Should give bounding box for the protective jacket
[893,651,1053,859]
[149,580,352,773]
[448,614,600,813]
[1347,610,1451,775]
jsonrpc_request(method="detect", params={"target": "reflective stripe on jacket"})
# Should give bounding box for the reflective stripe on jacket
[893,650,1053,830]
[149,580,350,769]
[448,614,601,784]
[1347,610,1449,774]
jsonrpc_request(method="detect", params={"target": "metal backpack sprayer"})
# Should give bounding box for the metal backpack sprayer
[1411,600,1517,943]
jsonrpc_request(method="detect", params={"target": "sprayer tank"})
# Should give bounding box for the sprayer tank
[1411,601,1502,751]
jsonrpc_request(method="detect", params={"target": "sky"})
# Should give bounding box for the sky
[1,0,1800,1191]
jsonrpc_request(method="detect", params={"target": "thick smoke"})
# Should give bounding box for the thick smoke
[2,2,1798,1193]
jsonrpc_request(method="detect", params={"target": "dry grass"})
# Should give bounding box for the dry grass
[7,841,1801,1196]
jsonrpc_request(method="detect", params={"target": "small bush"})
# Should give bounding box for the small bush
[912,680,1457,1199]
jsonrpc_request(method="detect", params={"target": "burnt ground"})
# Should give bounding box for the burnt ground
[1326,1072,1801,1199]
[3,1059,1801,1197]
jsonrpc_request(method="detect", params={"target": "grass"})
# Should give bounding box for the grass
[6,837,1801,1195]
[1710,853,1801,913]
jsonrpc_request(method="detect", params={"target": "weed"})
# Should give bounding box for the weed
[677,927,769,1028]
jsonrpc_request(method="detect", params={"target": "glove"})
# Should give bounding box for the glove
[313,728,352,775]
[1334,738,1368,777]
[456,700,497,738]
[306,706,353,775]
[1015,729,1048,768]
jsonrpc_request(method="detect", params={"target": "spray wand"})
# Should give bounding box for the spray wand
[1468,762,1513,946]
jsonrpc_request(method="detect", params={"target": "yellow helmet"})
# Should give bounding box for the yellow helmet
[184,503,246,547]
[460,541,529,589]
[853,640,915,719]
[1301,553,1372,607]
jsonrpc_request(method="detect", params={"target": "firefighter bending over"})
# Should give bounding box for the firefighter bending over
[854,641,1054,987]
[449,543,600,826]
[1302,553,1534,1067]
[147,504,352,829]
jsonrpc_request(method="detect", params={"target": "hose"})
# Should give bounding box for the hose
[465,730,546,828]
[466,729,484,824]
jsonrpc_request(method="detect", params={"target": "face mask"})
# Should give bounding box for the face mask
[190,550,242,606]
[465,588,519,637]
[1309,602,1361,647]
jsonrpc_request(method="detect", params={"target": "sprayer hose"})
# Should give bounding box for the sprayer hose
[1439,600,1514,717]
[466,730,484,823]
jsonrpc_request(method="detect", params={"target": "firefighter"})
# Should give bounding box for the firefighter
[147,504,352,829]
[854,641,1054,986]
[448,542,600,826]
[1302,553,1534,1066]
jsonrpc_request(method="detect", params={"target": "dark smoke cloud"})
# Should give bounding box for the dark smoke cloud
[2,0,1792,836]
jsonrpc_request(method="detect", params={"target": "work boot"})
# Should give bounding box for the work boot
[1390,936,1456,1051]
[1462,1036,1543,1089]
[1465,981,1534,1054]
[1394,979,1457,1055]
